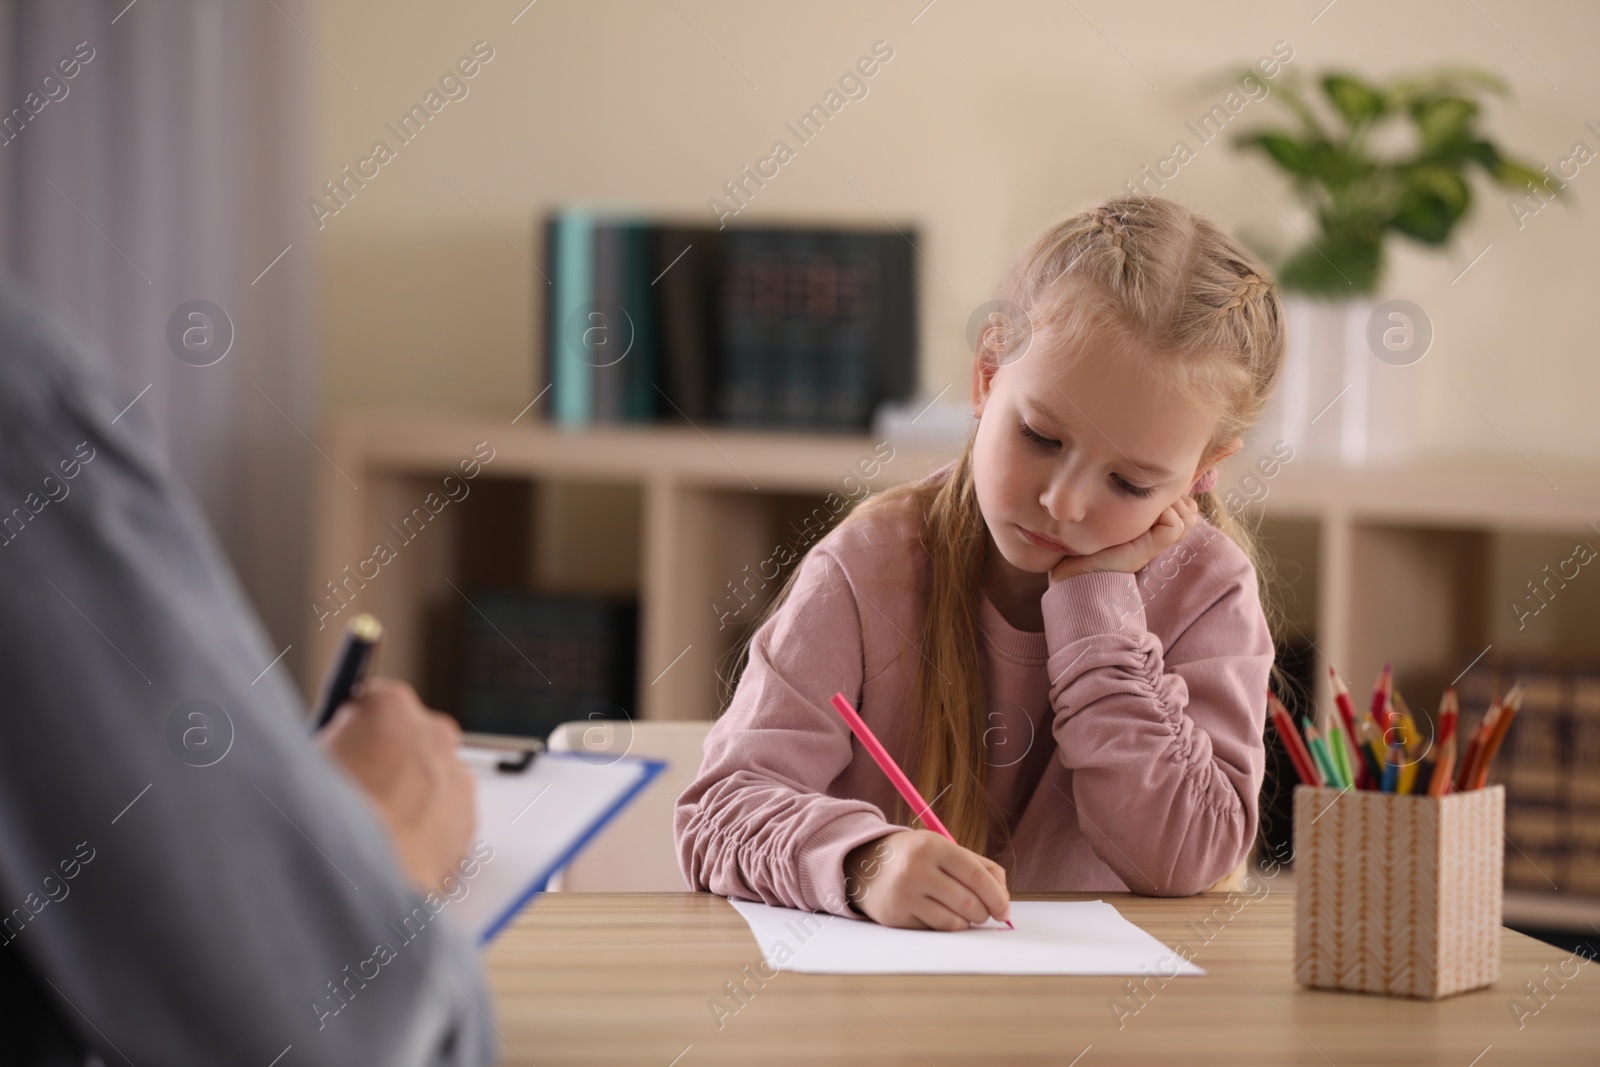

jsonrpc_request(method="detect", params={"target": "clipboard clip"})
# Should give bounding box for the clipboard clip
[459,732,546,775]
[495,748,537,773]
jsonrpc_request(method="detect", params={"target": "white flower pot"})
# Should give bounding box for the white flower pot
[1252,294,1427,465]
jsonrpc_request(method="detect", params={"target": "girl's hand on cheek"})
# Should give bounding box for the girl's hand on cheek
[1048,495,1199,583]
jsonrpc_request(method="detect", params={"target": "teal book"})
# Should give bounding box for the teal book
[554,209,594,426]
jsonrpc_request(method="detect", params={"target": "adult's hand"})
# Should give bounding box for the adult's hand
[316,678,475,896]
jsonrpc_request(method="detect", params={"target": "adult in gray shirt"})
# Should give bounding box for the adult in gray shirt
[0,272,499,1066]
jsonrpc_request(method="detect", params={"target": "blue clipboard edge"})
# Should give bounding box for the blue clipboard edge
[475,751,669,946]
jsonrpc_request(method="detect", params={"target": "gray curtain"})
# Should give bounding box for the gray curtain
[0,0,320,685]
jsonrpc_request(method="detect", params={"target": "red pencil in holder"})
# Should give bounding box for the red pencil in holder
[1327,667,1367,788]
[1267,689,1321,787]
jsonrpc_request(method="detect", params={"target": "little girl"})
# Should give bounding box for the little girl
[675,195,1286,930]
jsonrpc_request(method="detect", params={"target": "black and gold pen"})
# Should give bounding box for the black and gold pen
[311,613,384,731]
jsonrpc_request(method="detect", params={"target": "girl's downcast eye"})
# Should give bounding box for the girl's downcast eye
[1021,422,1154,498]
[1019,422,1056,448]
[1111,473,1155,499]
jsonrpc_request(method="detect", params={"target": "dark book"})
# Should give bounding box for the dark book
[714,224,916,431]
[537,213,559,421]
[872,230,918,415]
[456,588,638,741]
[591,221,626,423]
[622,221,658,421]
[717,228,778,426]
[818,230,886,430]
[651,226,720,422]
[775,228,825,427]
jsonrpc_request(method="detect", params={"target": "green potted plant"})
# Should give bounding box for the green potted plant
[1230,67,1557,463]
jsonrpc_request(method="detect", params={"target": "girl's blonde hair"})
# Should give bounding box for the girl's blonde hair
[717,195,1287,860]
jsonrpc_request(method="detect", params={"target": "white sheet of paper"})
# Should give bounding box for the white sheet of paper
[450,750,663,945]
[730,899,1204,976]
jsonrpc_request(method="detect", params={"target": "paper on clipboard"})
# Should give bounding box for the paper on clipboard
[450,747,665,945]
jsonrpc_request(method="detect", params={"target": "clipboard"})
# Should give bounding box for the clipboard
[452,734,665,945]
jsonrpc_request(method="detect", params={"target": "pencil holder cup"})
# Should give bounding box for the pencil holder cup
[1293,785,1504,1000]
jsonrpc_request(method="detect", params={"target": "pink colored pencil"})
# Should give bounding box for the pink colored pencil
[829,692,1013,930]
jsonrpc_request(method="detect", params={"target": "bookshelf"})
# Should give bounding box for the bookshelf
[306,411,1600,927]
[305,412,958,727]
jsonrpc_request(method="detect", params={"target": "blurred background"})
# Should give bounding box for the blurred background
[6,0,1597,946]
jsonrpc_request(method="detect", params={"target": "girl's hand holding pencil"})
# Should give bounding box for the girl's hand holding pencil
[844,830,1012,931]
[1267,663,1524,795]
[831,693,1013,931]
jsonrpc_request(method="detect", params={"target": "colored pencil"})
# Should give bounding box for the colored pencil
[1427,748,1455,797]
[1310,736,1341,790]
[1470,682,1525,790]
[1305,721,1344,790]
[1365,725,1389,778]
[1328,720,1354,792]
[1438,687,1459,750]
[1370,662,1393,737]
[1315,699,1336,769]
[1391,691,1418,754]
[1353,715,1384,785]
[1382,695,1400,765]
[1328,667,1366,787]
[1430,688,1458,796]
[1397,757,1419,795]
[1380,740,1403,793]
[829,692,1013,929]
[1267,690,1321,787]
[1455,697,1501,793]
[1414,756,1436,795]
[1358,669,1386,751]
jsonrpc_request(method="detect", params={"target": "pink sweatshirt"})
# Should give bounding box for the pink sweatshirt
[674,459,1274,918]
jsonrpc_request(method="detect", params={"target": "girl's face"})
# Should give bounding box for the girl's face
[969,322,1237,580]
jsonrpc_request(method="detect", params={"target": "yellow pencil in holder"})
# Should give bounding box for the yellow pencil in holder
[1293,784,1504,1000]
[1396,759,1420,795]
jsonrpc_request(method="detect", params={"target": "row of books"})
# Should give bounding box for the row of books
[1457,655,1600,896]
[538,208,918,431]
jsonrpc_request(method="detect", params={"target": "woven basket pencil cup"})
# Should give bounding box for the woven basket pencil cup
[1293,784,1504,1000]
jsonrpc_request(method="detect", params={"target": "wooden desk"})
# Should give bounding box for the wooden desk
[483,888,1598,1066]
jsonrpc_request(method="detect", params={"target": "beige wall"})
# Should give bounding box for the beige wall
[314,0,1599,462]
